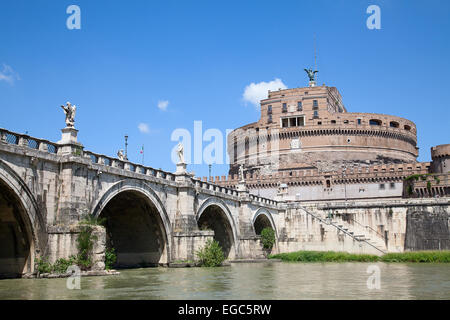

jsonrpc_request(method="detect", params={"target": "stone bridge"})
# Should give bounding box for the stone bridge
[2,126,448,278]
[0,127,280,277]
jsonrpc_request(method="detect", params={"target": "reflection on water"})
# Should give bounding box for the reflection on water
[0,262,449,300]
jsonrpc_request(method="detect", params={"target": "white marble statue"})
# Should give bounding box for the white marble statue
[176,142,185,164]
[117,149,125,161]
[61,102,76,128]
[239,164,245,181]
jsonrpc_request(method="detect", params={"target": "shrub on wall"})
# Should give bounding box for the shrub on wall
[196,239,225,267]
[261,227,276,250]
[105,248,117,270]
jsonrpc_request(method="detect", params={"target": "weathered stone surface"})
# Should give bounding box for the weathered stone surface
[0,127,449,278]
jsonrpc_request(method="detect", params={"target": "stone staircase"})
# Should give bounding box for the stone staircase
[300,205,387,254]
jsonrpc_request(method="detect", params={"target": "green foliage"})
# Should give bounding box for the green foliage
[427,181,432,191]
[53,256,77,274]
[105,248,117,270]
[76,225,97,270]
[380,251,450,263]
[196,239,225,267]
[80,214,106,226]
[269,251,379,262]
[35,256,78,274]
[407,185,413,195]
[72,147,82,157]
[269,250,450,263]
[260,227,276,250]
[35,257,52,274]
[405,173,430,181]
[435,177,440,184]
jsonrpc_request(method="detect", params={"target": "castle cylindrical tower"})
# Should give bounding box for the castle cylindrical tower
[227,85,418,176]
[431,144,450,173]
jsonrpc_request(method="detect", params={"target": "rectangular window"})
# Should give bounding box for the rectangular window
[379,184,385,190]
[282,103,287,113]
[390,182,395,189]
[313,110,319,118]
[297,101,302,111]
[297,116,305,126]
[357,119,362,125]
[268,114,272,123]
[289,118,296,127]
[313,100,318,108]
[267,105,272,114]
[282,118,288,128]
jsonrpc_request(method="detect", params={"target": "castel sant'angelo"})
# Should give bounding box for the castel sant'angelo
[216,69,449,201]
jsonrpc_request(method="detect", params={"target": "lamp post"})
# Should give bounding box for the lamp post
[124,135,128,161]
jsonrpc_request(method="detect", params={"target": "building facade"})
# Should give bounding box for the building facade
[218,80,449,201]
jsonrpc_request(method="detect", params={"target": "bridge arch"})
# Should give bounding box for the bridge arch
[252,208,277,237]
[92,179,172,267]
[196,197,239,259]
[0,160,45,277]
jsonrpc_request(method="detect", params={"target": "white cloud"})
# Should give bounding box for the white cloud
[157,100,169,111]
[138,123,150,134]
[242,78,287,107]
[0,64,20,84]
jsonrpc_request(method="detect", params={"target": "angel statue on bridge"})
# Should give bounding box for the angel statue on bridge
[117,149,125,161]
[176,142,185,164]
[60,102,76,128]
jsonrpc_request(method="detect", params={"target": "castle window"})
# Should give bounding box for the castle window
[343,120,349,124]
[326,179,331,188]
[297,116,305,126]
[369,119,382,126]
[297,101,303,111]
[313,100,318,107]
[290,118,296,127]
[357,119,362,125]
[317,121,322,125]
[389,121,399,128]
[390,182,396,189]
[267,114,273,123]
[267,105,272,114]
[404,125,411,131]
[379,183,385,190]
[331,120,336,124]
[313,110,319,118]
[282,118,289,128]
[282,103,287,113]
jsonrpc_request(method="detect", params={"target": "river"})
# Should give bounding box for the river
[0,262,449,299]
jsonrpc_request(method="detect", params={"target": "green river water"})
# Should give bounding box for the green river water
[0,262,449,299]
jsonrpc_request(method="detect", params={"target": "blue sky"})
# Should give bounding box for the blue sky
[0,0,449,178]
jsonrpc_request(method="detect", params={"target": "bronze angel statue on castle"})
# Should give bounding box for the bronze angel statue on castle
[304,68,318,82]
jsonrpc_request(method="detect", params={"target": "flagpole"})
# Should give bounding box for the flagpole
[142,145,144,165]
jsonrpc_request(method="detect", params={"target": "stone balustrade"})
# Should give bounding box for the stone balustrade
[0,128,59,154]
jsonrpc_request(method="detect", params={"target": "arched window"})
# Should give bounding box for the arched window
[389,121,399,128]
[369,119,382,126]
